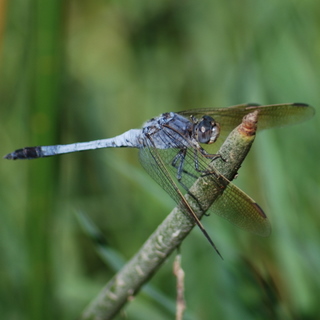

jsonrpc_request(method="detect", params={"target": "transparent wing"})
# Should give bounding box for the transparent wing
[178,103,315,148]
[139,126,271,238]
[210,181,270,237]
[139,132,223,255]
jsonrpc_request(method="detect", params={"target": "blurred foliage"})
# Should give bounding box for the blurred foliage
[1,0,320,319]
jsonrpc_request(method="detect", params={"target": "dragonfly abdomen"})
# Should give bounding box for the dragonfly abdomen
[4,129,144,160]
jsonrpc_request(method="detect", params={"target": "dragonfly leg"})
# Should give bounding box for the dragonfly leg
[171,149,208,216]
[192,149,220,173]
[197,147,227,163]
[191,149,227,216]
[171,149,198,180]
[192,149,207,173]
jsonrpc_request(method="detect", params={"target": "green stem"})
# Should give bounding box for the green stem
[26,1,63,319]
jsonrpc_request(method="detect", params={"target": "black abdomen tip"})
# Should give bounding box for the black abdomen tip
[4,147,42,160]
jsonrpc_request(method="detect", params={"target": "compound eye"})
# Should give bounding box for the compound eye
[194,116,220,144]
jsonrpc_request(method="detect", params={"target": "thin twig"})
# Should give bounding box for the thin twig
[173,253,186,320]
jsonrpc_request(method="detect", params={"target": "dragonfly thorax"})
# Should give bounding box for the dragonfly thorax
[193,115,220,144]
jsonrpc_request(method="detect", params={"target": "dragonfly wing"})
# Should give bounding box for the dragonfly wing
[138,145,184,207]
[172,142,272,236]
[176,103,314,234]
[208,175,271,237]
[138,134,223,255]
[179,103,315,146]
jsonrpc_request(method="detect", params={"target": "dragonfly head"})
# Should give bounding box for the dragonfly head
[194,115,220,144]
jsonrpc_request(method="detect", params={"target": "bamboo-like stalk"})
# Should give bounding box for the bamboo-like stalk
[80,112,259,320]
[26,1,63,320]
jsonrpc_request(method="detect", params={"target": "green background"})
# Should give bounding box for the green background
[1,1,319,319]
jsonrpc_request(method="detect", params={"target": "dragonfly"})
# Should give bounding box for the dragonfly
[4,103,315,257]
